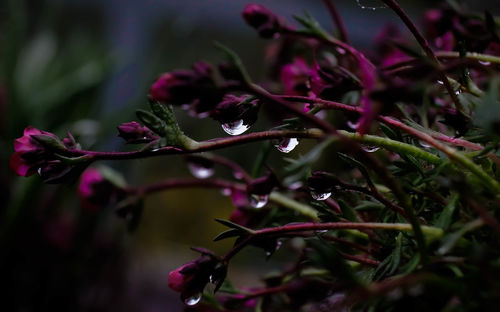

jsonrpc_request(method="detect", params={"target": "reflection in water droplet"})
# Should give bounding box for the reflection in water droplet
[274,138,299,153]
[184,293,202,306]
[188,163,214,179]
[336,47,346,55]
[418,140,431,149]
[222,120,250,136]
[347,120,359,130]
[249,194,268,208]
[311,191,331,201]
[361,145,380,153]
[479,60,491,66]
[233,171,244,180]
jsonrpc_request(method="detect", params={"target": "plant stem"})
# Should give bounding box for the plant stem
[322,0,349,43]
[127,177,319,220]
[281,95,483,151]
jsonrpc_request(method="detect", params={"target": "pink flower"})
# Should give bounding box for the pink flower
[168,263,194,293]
[10,126,58,177]
[117,121,157,144]
[242,4,282,38]
[280,58,312,96]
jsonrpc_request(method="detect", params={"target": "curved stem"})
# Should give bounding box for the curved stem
[322,0,349,43]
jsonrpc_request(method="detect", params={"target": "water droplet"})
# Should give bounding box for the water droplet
[275,240,283,251]
[455,90,461,95]
[208,275,214,283]
[233,171,244,180]
[311,191,331,201]
[37,167,43,176]
[221,188,232,196]
[436,80,444,85]
[336,47,346,55]
[274,137,299,153]
[361,145,380,153]
[316,230,329,233]
[265,251,272,257]
[347,120,359,130]
[479,60,491,66]
[418,140,431,149]
[249,194,268,208]
[188,163,214,179]
[288,182,303,190]
[222,120,249,136]
[355,0,386,10]
[184,293,201,306]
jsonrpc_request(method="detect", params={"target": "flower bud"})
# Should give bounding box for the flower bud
[309,62,362,101]
[280,58,312,96]
[242,4,282,38]
[117,121,158,144]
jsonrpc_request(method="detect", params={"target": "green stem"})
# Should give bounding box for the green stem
[269,192,319,220]
[338,130,442,165]
[437,51,500,65]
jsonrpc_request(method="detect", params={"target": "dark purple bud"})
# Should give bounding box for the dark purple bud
[242,4,282,38]
[309,62,362,101]
[307,172,338,197]
[149,62,221,116]
[117,121,158,144]
[247,171,279,196]
[213,94,260,127]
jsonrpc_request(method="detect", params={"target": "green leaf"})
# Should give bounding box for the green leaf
[214,41,252,85]
[338,200,359,222]
[213,229,243,241]
[215,218,255,234]
[380,123,399,140]
[434,193,459,230]
[136,109,167,136]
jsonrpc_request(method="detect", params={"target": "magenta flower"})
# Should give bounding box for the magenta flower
[242,4,282,38]
[10,126,59,177]
[280,58,312,96]
[168,253,222,302]
[117,121,158,144]
[78,168,118,213]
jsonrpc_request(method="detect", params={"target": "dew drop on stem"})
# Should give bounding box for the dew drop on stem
[222,120,249,135]
[184,293,202,306]
[274,137,299,153]
[361,145,380,153]
[310,191,331,201]
[249,194,268,208]
[188,163,214,179]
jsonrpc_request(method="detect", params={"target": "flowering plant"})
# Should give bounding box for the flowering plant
[9,1,500,310]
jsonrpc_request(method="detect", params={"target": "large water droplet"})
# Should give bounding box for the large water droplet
[249,194,268,208]
[184,293,202,306]
[188,163,214,179]
[361,145,380,153]
[274,137,299,153]
[221,120,249,136]
[479,60,491,66]
[311,191,331,201]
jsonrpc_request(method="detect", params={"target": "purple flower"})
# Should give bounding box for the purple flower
[212,94,260,127]
[242,4,282,38]
[280,58,312,96]
[117,121,158,144]
[149,62,221,116]
[10,126,61,177]
[78,168,121,213]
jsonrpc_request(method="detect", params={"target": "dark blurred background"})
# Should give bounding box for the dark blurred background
[1,0,500,311]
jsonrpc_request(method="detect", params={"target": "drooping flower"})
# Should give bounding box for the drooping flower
[117,121,158,144]
[168,252,221,302]
[242,4,283,39]
[78,168,121,213]
[149,61,222,116]
[309,61,362,101]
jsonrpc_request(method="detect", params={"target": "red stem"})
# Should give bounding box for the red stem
[322,0,349,43]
